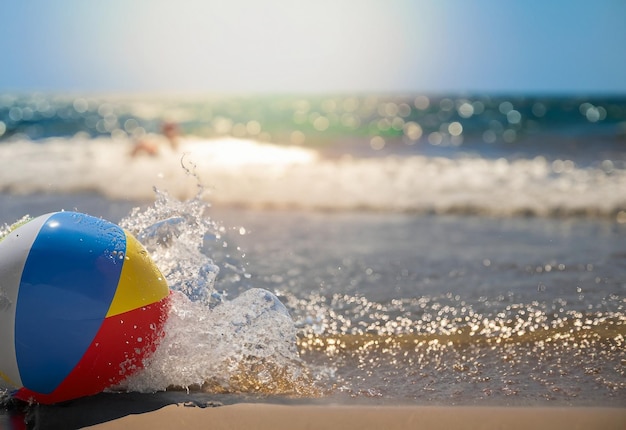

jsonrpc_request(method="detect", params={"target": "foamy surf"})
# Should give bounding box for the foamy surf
[2,136,625,218]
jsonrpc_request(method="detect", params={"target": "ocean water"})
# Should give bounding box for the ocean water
[0,94,625,410]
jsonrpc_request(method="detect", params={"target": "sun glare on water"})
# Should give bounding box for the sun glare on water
[183,138,318,167]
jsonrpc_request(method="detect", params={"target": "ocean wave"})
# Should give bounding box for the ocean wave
[2,136,625,219]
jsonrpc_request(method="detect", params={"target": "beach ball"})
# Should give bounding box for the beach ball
[0,212,170,404]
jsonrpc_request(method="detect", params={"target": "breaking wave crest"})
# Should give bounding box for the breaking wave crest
[2,137,625,219]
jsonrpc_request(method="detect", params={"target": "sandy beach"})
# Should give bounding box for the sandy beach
[84,404,625,430]
[5,390,625,429]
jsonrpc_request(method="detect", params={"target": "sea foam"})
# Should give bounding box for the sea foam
[2,136,625,218]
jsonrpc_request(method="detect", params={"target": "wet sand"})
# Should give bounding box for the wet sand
[85,404,625,430]
[7,392,623,430]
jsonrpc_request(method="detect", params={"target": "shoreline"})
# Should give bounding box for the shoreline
[86,403,626,430]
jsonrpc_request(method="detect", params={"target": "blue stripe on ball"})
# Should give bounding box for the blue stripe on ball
[15,212,126,394]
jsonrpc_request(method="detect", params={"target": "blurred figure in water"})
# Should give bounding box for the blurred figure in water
[131,121,180,157]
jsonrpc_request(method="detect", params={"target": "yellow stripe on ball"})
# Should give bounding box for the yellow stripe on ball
[106,232,169,318]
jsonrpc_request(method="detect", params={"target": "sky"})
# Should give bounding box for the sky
[1,0,625,95]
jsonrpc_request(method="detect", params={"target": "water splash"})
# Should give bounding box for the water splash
[124,289,315,396]
[117,188,316,396]
[120,187,222,306]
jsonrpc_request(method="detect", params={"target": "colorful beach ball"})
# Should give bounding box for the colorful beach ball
[0,212,170,404]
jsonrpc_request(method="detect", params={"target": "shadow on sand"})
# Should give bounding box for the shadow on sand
[1,391,232,430]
